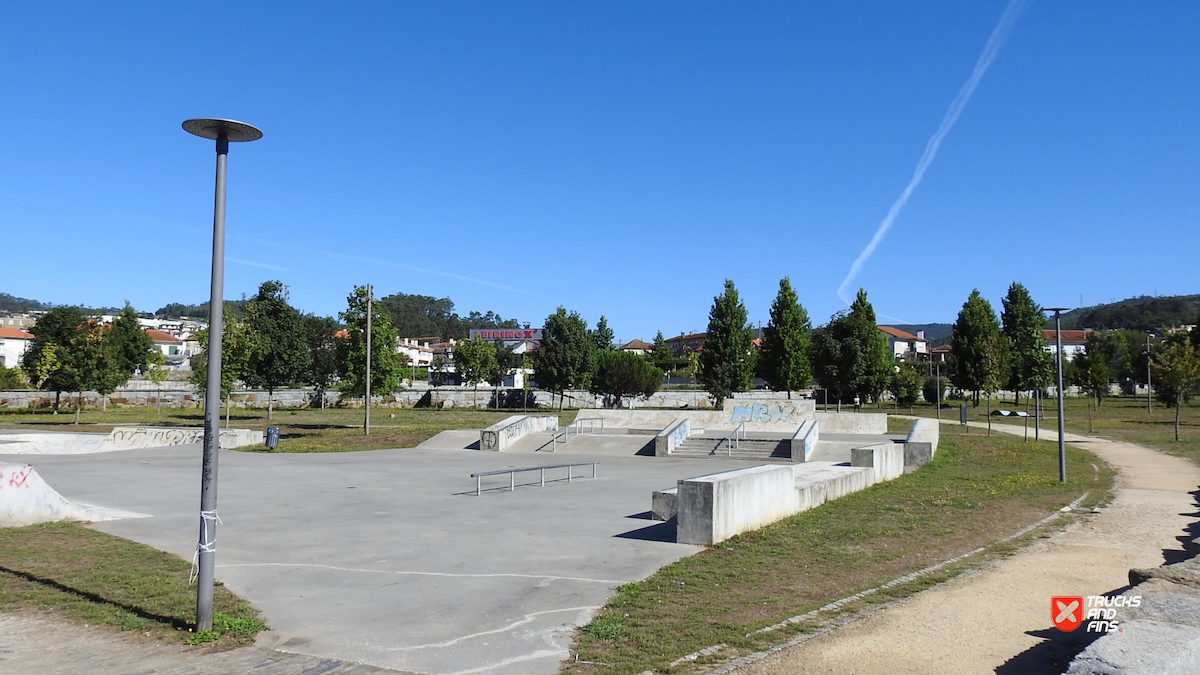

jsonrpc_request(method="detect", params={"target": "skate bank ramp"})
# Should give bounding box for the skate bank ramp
[0,462,149,527]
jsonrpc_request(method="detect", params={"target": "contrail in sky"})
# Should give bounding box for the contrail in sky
[837,0,1026,303]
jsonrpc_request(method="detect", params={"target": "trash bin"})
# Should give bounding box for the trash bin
[959,404,968,425]
[266,427,280,450]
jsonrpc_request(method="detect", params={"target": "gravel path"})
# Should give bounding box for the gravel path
[738,426,1200,675]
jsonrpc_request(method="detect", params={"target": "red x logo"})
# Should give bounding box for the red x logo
[1052,596,1084,632]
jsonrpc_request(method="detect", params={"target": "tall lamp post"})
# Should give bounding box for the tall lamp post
[182,118,262,632]
[1046,307,1071,483]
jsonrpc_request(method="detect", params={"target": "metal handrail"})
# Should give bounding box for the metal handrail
[470,461,600,496]
[719,421,746,456]
[572,417,606,434]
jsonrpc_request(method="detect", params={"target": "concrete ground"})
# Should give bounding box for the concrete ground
[2,438,757,675]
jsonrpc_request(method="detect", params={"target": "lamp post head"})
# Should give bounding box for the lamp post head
[182,118,263,142]
[1045,307,1071,314]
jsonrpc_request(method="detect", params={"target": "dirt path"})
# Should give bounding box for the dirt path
[739,426,1200,675]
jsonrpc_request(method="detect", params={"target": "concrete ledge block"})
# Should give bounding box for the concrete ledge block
[656,418,690,457]
[790,420,819,463]
[677,465,797,545]
[651,487,677,521]
[851,442,905,484]
[904,419,940,470]
[480,415,559,451]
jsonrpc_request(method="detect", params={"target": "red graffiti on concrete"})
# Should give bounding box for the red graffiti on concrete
[8,470,28,488]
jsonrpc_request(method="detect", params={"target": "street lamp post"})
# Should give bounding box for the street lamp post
[365,283,372,436]
[1046,307,1071,483]
[182,118,262,633]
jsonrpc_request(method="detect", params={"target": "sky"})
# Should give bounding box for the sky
[1,2,1197,343]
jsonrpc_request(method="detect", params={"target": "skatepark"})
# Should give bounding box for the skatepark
[0,404,925,675]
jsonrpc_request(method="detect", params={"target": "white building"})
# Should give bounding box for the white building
[0,327,34,369]
[1043,329,1091,361]
[878,326,929,360]
[146,329,192,369]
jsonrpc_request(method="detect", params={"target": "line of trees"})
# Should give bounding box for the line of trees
[20,302,159,421]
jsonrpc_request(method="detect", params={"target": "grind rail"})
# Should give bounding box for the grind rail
[470,461,600,496]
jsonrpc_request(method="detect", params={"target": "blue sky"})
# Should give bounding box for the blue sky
[2,2,1196,342]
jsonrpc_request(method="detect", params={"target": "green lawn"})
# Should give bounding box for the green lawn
[0,522,265,648]
[0,406,576,453]
[566,425,1113,674]
[888,394,1200,467]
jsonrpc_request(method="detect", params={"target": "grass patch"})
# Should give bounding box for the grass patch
[0,522,266,648]
[566,428,1113,674]
[0,407,577,453]
[892,394,1200,467]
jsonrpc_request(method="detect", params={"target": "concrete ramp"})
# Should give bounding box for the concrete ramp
[416,430,482,451]
[0,433,108,454]
[0,462,149,527]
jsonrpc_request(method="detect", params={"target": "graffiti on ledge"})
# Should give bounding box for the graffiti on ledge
[731,404,797,425]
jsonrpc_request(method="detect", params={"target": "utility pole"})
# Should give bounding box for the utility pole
[935,362,941,421]
[1147,333,1153,413]
[1047,307,1071,483]
[365,283,372,436]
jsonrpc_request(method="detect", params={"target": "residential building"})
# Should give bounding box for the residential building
[878,326,929,360]
[618,339,652,355]
[0,327,34,369]
[147,329,191,369]
[665,332,706,357]
[1043,329,1091,361]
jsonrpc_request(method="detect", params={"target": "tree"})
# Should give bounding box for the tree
[302,315,342,410]
[190,310,262,426]
[949,290,1002,406]
[242,281,311,419]
[1152,340,1200,441]
[759,277,812,397]
[532,307,594,409]
[810,289,891,404]
[697,280,754,404]
[892,364,922,409]
[1000,283,1052,404]
[145,350,168,414]
[453,336,498,408]
[0,364,27,389]
[107,302,155,377]
[487,340,522,406]
[338,285,403,406]
[22,307,87,413]
[648,331,675,372]
[923,375,948,407]
[592,316,615,351]
[589,350,663,408]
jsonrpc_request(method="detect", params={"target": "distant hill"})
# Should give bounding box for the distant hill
[0,293,49,313]
[891,324,954,343]
[0,293,122,315]
[1053,294,1200,332]
[155,301,249,320]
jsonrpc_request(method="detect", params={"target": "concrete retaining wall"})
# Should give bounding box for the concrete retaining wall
[677,465,799,545]
[790,420,819,462]
[479,415,559,451]
[850,442,906,485]
[812,412,888,434]
[904,418,940,470]
[0,427,263,454]
[792,463,874,512]
[655,418,690,457]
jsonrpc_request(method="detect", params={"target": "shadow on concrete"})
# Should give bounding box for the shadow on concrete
[634,439,656,456]
[626,511,655,520]
[615,519,676,543]
[1165,487,1200,564]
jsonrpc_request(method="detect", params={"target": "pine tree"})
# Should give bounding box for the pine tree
[592,316,615,351]
[759,277,812,396]
[697,280,754,404]
[950,289,1001,406]
[1000,282,1051,403]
